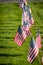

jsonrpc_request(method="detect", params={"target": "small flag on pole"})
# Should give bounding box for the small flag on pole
[36,29,42,48]
[28,6,34,25]
[27,37,39,63]
[14,26,27,46]
[22,4,28,25]
[22,4,34,29]
[19,0,24,8]
[19,0,27,8]
[22,25,31,36]
[22,4,31,30]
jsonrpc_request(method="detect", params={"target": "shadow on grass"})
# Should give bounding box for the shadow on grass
[0,53,23,57]
[0,63,13,65]
[0,46,15,48]
[0,36,13,41]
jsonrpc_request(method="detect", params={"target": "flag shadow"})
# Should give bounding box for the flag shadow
[0,46,14,48]
[0,53,23,57]
[0,63,13,65]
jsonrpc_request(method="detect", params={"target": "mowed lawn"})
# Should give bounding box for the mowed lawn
[0,2,43,65]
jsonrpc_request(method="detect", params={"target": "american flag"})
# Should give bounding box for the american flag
[22,4,34,37]
[19,0,24,8]
[19,0,27,8]
[27,37,39,63]
[22,4,31,30]
[28,6,34,25]
[22,25,31,36]
[14,26,27,46]
[22,5,34,28]
[22,4,29,25]
[23,0,27,6]
[36,30,42,48]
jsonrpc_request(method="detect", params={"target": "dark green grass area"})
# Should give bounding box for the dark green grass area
[0,2,43,65]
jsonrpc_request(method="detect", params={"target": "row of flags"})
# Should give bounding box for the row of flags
[22,4,34,31]
[14,0,34,46]
[14,0,42,63]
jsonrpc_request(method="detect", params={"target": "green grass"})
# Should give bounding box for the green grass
[0,2,43,65]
